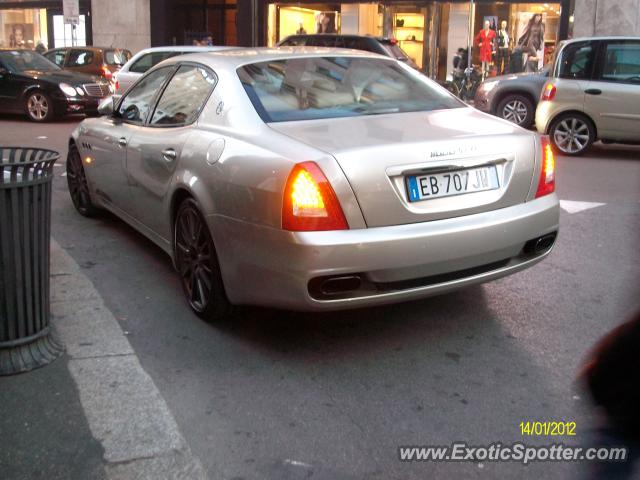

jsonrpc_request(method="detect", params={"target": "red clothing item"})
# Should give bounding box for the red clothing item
[475,28,496,62]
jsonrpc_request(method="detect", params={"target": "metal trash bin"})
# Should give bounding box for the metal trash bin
[0,147,63,375]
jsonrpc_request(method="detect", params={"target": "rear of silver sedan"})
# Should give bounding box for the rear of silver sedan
[216,56,559,310]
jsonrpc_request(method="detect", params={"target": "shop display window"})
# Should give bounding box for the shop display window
[0,8,48,50]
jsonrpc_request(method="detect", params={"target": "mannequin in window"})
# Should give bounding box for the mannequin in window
[518,14,545,71]
[496,20,510,75]
[475,20,496,78]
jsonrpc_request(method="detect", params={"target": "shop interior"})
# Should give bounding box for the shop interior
[267,1,561,80]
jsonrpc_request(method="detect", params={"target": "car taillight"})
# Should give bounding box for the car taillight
[282,162,348,231]
[114,80,119,91]
[535,136,555,198]
[101,65,112,79]
[541,83,556,101]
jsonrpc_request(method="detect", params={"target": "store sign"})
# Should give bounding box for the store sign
[63,0,80,25]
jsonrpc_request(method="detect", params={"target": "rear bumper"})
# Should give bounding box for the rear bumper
[209,194,559,311]
[535,101,556,134]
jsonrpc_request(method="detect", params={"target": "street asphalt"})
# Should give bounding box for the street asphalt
[0,112,639,480]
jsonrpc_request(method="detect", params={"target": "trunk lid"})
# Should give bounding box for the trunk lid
[269,108,538,228]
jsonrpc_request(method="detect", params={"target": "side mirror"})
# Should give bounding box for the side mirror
[97,96,115,116]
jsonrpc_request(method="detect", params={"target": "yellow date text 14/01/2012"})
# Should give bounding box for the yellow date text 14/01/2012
[520,421,577,436]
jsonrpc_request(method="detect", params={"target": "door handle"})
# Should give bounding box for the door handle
[118,137,127,147]
[161,148,176,162]
[585,88,602,95]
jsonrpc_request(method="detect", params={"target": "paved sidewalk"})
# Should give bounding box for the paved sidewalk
[0,239,206,480]
[0,350,105,480]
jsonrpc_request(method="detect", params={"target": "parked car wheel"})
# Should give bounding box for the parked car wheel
[497,94,534,128]
[66,144,99,216]
[549,113,595,156]
[174,199,233,322]
[25,90,55,122]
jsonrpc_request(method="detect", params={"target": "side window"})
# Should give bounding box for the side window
[150,65,216,126]
[117,66,173,124]
[68,49,94,67]
[600,42,640,83]
[45,50,66,66]
[558,42,595,80]
[129,51,181,74]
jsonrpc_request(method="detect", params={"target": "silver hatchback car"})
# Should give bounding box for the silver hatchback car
[68,48,559,321]
[536,37,640,155]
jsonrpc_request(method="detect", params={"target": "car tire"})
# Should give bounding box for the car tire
[24,90,55,122]
[174,198,233,322]
[548,112,595,156]
[497,94,534,128]
[66,144,99,217]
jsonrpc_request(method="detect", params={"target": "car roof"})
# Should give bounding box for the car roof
[131,46,236,54]
[281,34,396,42]
[44,46,131,52]
[160,46,390,69]
[562,36,640,43]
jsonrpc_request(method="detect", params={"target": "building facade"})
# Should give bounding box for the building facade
[573,0,640,38]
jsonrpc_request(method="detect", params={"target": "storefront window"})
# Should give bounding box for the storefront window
[264,1,564,80]
[443,2,561,80]
[0,8,48,50]
[267,4,341,46]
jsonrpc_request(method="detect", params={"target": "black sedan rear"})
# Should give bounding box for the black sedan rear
[0,49,111,122]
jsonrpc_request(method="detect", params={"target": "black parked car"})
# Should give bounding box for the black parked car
[278,34,420,70]
[0,49,111,122]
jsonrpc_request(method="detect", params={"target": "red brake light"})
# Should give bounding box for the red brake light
[282,162,348,231]
[541,83,556,101]
[390,38,398,45]
[535,136,555,198]
[114,80,119,91]
[101,65,112,79]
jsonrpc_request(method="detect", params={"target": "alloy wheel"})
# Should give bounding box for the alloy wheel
[27,93,49,121]
[66,147,95,215]
[502,100,528,125]
[175,204,214,313]
[553,117,591,154]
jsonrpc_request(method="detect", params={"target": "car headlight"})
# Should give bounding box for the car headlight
[481,81,498,93]
[75,86,85,96]
[59,83,77,97]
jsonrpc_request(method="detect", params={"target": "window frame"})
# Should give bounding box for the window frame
[114,65,178,126]
[593,39,640,85]
[67,48,95,67]
[114,61,217,129]
[554,40,598,80]
[44,48,67,66]
[147,62,218,129]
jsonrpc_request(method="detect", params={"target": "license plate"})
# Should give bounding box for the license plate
[406,166,499,202]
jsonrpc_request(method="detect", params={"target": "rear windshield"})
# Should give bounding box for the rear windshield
[238,57,462,123]
[105,49,131,66]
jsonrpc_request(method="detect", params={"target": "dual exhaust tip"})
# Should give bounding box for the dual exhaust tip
[311,232,558,298]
